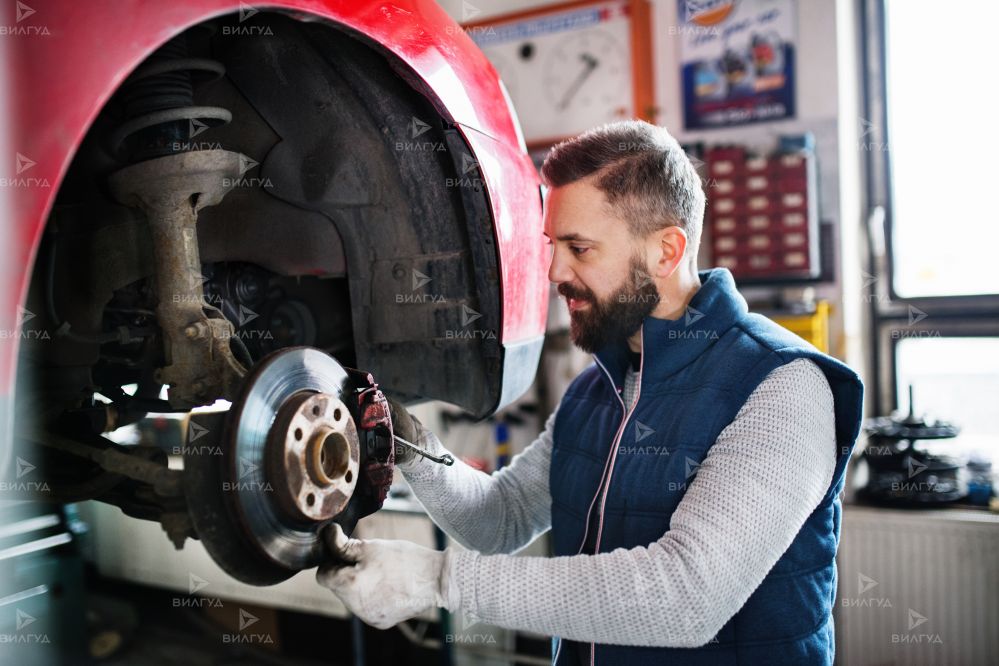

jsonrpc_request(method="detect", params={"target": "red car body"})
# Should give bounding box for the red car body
[0,0,548,477]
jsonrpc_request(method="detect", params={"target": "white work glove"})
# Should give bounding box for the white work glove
[316,524,457,629]
[387,400,450,473]
[386,396,425,468]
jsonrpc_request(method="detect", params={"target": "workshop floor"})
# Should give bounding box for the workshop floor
[84,568,440,665]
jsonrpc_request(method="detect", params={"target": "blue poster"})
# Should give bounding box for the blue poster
[679,0,796,129]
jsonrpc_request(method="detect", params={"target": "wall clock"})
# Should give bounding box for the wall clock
[465,0,655,150]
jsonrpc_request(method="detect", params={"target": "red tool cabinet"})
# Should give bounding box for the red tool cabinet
[706,146,821,280]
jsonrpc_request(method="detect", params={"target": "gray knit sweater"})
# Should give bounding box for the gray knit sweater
[399,358,836,648]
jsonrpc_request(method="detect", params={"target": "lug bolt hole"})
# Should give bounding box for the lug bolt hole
[312,405,321,416]
[306,493,315,507]
[294,428,303,441]
[345,470,352,484]
[333,408,342,421]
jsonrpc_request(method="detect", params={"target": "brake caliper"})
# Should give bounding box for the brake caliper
[345,369,396,510]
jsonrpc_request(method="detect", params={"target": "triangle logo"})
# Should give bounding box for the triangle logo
[458,608,480,631]
[460,304,482,328]
[684,457,701,480]
[189,118,209,139]
[16,2,35,23]
[412,269,432,291]
[16,152,36,174]
[633,270,655,290]
[189,421,209,443]
[16,457,35,479]
[237,304,259,326]
[189,573,209,594]
[684,306,705,326]
[907,305,928,326]
[16,305,35,326]
[409,116,431,139]
[238,155,259,176]
[462,1,482,22]
[239,457,258,479]
[16,608,35,630]
[239,2,259,22]
[906,457,927,479]
[857,572,878,595]
[238,608,258,630]
[189,273,210,290]
[460,153,478,175]
[907,608,927,631]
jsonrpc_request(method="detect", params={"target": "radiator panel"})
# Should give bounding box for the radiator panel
[836,506,999,665]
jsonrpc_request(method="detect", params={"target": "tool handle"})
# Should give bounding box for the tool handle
[392,434,455,466]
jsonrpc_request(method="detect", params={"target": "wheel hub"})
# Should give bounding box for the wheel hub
[184,346,364,584]
[266,391,359,522]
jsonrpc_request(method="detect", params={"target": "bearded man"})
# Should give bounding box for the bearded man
[317,120,864,666]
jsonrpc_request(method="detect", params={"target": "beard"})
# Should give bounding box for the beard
[558,255,659,354]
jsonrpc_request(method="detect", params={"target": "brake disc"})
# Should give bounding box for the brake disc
[184,347,361,585]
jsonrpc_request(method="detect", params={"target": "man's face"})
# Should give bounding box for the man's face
[543,180,659,353]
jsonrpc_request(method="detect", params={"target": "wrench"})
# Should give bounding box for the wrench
[392,434,455,466]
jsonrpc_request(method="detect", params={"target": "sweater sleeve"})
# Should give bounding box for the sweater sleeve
[443,358,837,648]
[399,409,556,555]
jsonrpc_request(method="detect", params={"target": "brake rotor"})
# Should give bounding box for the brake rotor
[185,347,361,585]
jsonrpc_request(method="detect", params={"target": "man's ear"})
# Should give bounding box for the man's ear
[652,226,688,278]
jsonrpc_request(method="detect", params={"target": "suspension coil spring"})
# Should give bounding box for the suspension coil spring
[110,34,231,160]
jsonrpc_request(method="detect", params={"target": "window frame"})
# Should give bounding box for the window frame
[861,0,999,415]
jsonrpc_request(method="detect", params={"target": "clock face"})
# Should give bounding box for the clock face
[472,0,638,144]
[542,29,629,119]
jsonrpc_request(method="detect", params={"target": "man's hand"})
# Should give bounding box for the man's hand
[386,396,423,465]
[316,524,452,629]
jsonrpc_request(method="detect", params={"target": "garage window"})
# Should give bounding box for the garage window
[863,0,999,441]
[895,337,999,460]
[883,0,999,298]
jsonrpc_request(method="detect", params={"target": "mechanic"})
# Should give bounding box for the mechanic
[317,120,864,665]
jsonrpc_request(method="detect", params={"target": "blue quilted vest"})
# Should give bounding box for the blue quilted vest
[549,268,863,665]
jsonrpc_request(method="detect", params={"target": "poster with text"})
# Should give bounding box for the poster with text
[679,0,796,129]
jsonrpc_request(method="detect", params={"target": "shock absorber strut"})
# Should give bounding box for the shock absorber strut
[110,34,232,161]
[107,32,250,408]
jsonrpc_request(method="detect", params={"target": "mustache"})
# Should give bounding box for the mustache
[557,283,594,302]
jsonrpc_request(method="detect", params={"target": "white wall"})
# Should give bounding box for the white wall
[436,0,546,22]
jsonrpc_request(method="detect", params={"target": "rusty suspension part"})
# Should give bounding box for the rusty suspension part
[109,149,249,409]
